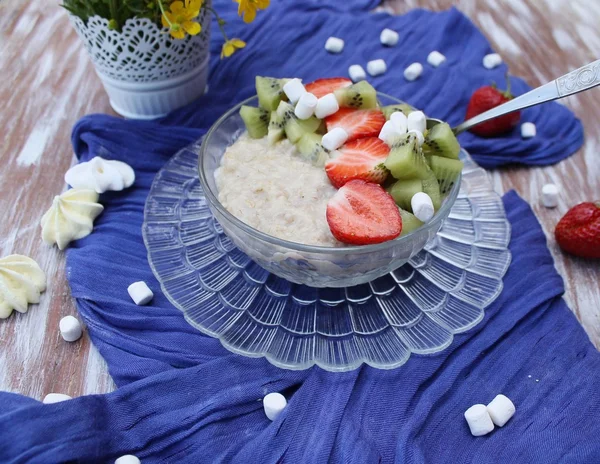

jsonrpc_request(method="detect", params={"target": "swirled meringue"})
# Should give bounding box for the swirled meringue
[0,254,46,319]
[40,189,104,250]
[65,157,135,193]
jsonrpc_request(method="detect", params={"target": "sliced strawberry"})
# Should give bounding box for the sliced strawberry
[327,180,402,245]
[305,77,352,99]
[325,108,386,141]
[325,137,390,188]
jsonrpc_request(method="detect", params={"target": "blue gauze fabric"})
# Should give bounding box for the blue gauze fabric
[0,2,597,463]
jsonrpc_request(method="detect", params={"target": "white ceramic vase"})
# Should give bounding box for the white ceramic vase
[70,5,211,120]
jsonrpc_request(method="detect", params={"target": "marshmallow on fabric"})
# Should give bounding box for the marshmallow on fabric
[295,92,318,120]
[427,50,446,67]
[325,37,344,53]
[322,128,349,151]
[348,64,366,82]
[59,315,83,342]
[43,393,72,404]
[404,62,423,81]
[407,111,427,133]
[521,122,536,139]
[315,93,339,119]
[128,281,154,306]
[367,59,387,77]
[464,404,495,436]
[390,112,408,134]
[411,192,435,222]
[115,456,141,464]
[483,53,502,69]
[379,121,402,145]
[541,184,559,208]
[487,394,516,427]
[380,28,399,46]
[283,78,306,105]
[408,130,424,147]
[263,392,287,421]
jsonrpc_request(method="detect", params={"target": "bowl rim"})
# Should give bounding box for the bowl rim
[198,92,462,255]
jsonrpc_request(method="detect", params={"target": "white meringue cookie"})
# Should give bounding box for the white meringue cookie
[0,255,46,319]
[40,189,104,250]
[65,157,135,194]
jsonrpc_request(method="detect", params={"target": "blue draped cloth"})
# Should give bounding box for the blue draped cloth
[0,2,596,463]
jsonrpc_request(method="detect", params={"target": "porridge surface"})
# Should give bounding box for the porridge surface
[214,134,341,247]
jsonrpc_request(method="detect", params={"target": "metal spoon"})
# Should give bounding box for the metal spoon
[427,59,600,135]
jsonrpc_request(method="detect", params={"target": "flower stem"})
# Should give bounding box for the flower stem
[157,0,172,27]
[109,0,119,25]
[205,5,229,41]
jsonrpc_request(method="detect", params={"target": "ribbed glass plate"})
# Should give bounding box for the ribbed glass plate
[143,144,511,371]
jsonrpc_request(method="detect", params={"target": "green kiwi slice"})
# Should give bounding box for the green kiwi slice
[380,104,418,119]
[387,178,423,211]
[429,155,464,194]
[277,101,320,143]
[384,133,430,180]
[399,208,424,236]
[295,133,330,167]
[239,105,269,139]
[421,170,442,210]
[267,110,285,145]
[255,76,290,111]
[334,81,378,109]
[423,122,460,160]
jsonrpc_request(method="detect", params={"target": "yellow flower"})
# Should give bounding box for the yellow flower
[235,0,269,24]
[161,0,204,39]
[221,38,246,58]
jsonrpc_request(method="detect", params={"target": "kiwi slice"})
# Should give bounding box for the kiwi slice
[429,155,464,194]
[387,178,423,211]
[384,133,430,180]
[381,104,418,119]
[421,170,442,210]
[423,122,460,160]
[239,105,269,139]
[399,208,424,236]
[277,101,320,143]
[267,110,285,145]
[295,133,330,167]
[256,76,290,111]
[334,81,378,109]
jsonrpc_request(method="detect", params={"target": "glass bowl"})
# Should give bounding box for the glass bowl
[198,94,461,288]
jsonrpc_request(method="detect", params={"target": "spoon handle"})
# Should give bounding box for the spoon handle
[453,59,600,135]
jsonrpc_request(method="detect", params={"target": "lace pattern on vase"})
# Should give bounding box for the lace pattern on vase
[70,5,211,83]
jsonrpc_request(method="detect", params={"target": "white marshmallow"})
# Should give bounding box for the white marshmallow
[487,394,515,427]
[404,62,423,81]
[483,53,502,69]
[128,281,154,306]
[407,111,427,133]
[315,93,339,119]
[322,127,349,151]
[464,404,495,436]
[390,111,408,134]
[541,183,559,208]
[263,392,287,421]
[408,130,424,147]
[411,192,435,222]
[427,50,446,67]
[325,37,344,54]
[283,78,306,105]
[115,456,141,464]
[380,28,399,46]
[367,59,387,77]
[348,64,367,83]
[59,315,83,342]
[521,122,536,139]
[295,92,318,120]
[43,393,72,404]
[379,121,403,145]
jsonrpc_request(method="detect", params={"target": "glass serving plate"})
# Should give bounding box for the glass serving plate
[143,142,511,372]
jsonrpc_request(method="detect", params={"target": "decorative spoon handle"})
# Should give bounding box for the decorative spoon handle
[453,59,600,135]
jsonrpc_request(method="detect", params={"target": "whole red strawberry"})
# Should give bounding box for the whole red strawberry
[466,76,520,137]
[555,202,600,259]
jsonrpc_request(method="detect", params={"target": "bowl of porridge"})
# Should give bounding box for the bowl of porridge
[199,79,461,287]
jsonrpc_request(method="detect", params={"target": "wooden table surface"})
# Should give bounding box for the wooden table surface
[0,0,598,400]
